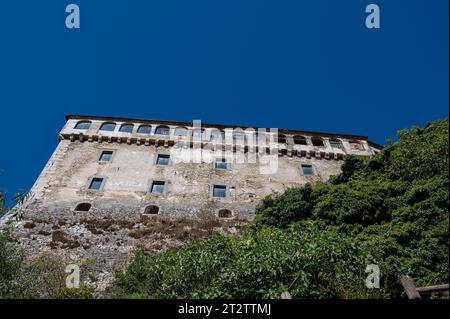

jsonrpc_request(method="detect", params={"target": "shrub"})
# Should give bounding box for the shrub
[26,252,66,298]
[109,221,386,299]
[0,230,32,298]
[53,286,95,299]
[1,230,94,299]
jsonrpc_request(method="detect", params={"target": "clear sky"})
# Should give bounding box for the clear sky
[0,0,448,199]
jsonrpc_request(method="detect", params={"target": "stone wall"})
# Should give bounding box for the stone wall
[19,116,380,223]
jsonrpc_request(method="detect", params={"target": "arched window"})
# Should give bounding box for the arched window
[277,134,287,144]
[233,131,246,145]
[210,130,225,143]
[329,138,344,150]
[293,135,307,145]
[193,128,205,140]
[74,121,91,130]
[174,127,188,137]
[155,126,170,135]
[311,137,324,147]
[144,205,159,215]
[349,140,364,150]
[255,133,265,144]
[119,123,134,133]
[137,125,151,134]
[252,133,267,145]
[75,203,91,212]
[218,209,232,219]
[100,122,116,132]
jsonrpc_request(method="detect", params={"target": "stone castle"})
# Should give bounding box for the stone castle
[2,115,382,291]
[17,115,381,222]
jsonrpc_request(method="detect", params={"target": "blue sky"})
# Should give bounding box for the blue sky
[0,0,448,199]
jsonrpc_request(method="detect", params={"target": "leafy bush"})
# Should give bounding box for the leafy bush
[0,230,95,299]
[109,221,385,299]
[53,286,95,299]
[0,230,33,298]
[255,118,449,296]
[26,252,67,298]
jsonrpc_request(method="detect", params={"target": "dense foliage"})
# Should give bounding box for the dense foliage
[0,230,95,299]
[255,119,449,296]
[110,119,448,299]
[110,222,386,298]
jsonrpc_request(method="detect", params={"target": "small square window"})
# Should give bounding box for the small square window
[213,185,227,198]
[301,164,315,176]
[89,178,104,190]
[99,151,113,162]
[215,160,227,170]
[151,181,165,194]
[156,154,170,166]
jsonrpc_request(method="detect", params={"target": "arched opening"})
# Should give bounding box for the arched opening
[277,134,287,144]
[99,122,116,132]
[119,123,134,133]
[349,140,364,150]
[137,125,151,134]
[75,203,91,212]
[174,127,188,137]
[155,125,170,135]
[218,209,232,219]
[253,133,267,146]
[144,205,159,215]
[311,137,324,147]
[329,138,344,150]
[210,129,225,143]
[74,121,91,130]
[293,135,307,145]
[233,131,246,145]
[192,128,205,141]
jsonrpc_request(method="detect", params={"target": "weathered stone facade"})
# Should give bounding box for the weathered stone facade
[1,115,382,293]
[20,115,381,222]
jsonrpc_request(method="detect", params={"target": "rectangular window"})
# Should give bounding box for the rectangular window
[301,164,315,176]
[215,159,227,170]
[156,154,170,166]
[213,185,227,198]
[99,151,113,162]
[89,178,104,190]
[151,181,165,194]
